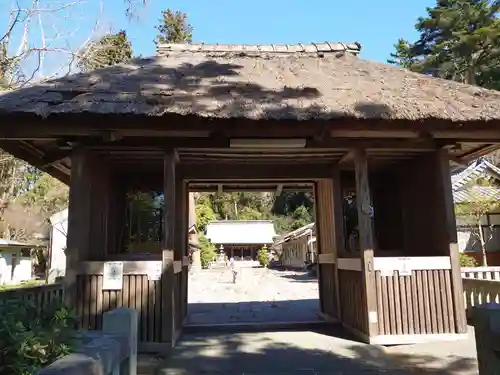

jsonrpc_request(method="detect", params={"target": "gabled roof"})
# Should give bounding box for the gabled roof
[454,186,500,204]
[1,42,500,122]
[274,222,315,246]
[451,158,500,191]
[205,220,276,245]
[452,158,500,204]
[0,239,40,249]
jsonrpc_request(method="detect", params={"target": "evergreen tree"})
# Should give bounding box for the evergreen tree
[155,8,193,44]
[389,0,500,88]
[387,39,422,70]
[78,30,133,73]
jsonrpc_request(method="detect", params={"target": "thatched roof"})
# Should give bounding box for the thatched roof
[1,41,500,122]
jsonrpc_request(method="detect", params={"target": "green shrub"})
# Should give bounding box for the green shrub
[0,299,77,375]
[198,235,216,269]
[460,253,479,267]
[257,246,270,267]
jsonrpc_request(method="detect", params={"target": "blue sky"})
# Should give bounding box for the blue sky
[101,0,434,62]
[1,0,434,79]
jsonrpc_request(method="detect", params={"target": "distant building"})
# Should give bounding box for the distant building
[0,239,38,284]
[48,208,68,282]
[452,158,500,265]
[273,223,316,269]
[205,220,276,260]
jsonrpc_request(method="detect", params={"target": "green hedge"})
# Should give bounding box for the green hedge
[0,299,77,375]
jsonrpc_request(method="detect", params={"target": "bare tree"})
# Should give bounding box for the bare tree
[0,0,104,89]
[456,190,500,267]
[1,201,47,241]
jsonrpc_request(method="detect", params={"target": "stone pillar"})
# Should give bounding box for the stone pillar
[473,302,500,375]
[103,308,138,375]
[191,249,202,271]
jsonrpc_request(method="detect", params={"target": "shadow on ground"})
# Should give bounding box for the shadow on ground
[273,271,318,283]
[155,328,477,375]
[187,299,320,325]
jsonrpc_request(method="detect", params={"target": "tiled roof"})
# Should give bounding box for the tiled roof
[452,158,500,204]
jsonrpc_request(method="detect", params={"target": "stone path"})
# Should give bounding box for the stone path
[156,330,408,375]
[153,329,478,375]
[187,266,320,325]
[383,326,478,375]
[170,265,479,375]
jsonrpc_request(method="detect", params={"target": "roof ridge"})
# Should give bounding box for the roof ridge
[156,41,361,56]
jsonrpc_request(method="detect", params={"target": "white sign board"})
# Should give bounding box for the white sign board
[103,262,123,290]
[398,257,412,276]
[148,263,162,281]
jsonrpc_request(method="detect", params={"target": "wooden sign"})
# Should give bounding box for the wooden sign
[103,262,123,290]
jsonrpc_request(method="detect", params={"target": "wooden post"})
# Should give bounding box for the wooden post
[174,176,188,326]
[353,148,378,338]
[435,148,467,333]
[331,165,345,319]
[314,173,342,320]
[65,147,92,310]
[65,147,113,315]
[162,151,176,345]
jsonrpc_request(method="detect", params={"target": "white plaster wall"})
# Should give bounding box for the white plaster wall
[457,230,474,253]
[12,256,32,282]
[0,252,32,284]
[49,215,68,280]
[0,253,10,284]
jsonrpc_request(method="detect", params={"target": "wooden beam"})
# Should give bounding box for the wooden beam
[102,131,124,143]
[0,141,70,183]
[162,151,176,345]
[448,155,468,167]
[4,113,500,138]
[432,130,500,140]
[180,163,333,180]
[353,148,378,338]
[339,150,355,165]
[41,149,72,167]
[331,130,420,138]
[217,184,223,195]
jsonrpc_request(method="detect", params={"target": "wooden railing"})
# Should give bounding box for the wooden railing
[0,283,64,309]
[461,266,500,280]
[462,267,500,318]
[462,277,500,312]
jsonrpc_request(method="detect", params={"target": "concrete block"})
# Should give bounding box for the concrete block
[36,335,128,375]
[473,302,500,375]
[103,308,139,375]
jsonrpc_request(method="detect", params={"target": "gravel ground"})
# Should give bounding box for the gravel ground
[187,266,320,325]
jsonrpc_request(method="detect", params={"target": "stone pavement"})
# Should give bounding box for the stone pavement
[154,329,478,375]
[187,266,320,325]
[156,330,407,375]
[383,326,478,375]
[174,265,479,375]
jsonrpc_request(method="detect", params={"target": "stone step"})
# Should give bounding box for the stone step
[183,320,332,334]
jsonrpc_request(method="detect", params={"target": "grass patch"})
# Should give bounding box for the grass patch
[0,280,46,291]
